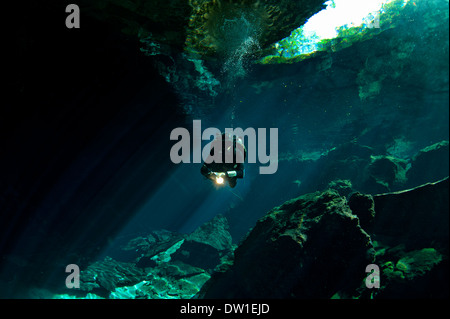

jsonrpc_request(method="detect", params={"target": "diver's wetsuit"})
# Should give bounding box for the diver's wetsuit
[201,133,246,188]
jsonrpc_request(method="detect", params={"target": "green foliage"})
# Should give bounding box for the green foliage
[258,0,433,64]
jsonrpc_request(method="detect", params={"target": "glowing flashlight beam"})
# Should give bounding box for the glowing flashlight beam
[216,176,224,184]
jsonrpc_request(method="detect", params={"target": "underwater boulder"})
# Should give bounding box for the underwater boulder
[198,190,374,298]
[368,177,449,298]
[171,214,234,271]
[372,177,449,253]
[347,192,376,233]
[374,247,448,299]
[395,248,443,280]
[79,257,146,297]
[118,230,186,263]
[327,179,354,197]
[199,179,449,299]
[74,216,233,298]
[406,141,449,188]
[132,260,211,299]
[363,155,409,193]
[116,215,233,273]
[186,214,233,251]
[100,260,211,299]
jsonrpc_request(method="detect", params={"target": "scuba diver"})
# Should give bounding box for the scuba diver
[201,132,246,188]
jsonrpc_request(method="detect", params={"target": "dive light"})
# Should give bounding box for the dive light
[213,171,238,185]
[214,172,226,185]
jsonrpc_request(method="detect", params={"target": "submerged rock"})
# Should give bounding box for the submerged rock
[327,179,353,197]
[107,261,211,299]
[366,155,408,191]
[198,190,374,298]
[395,248,443,280]
[406,141,449,187]
[375,246,448,299]
[372,178,449,253]
[79,257,146,295]
[64,214,234,299]
[171,214,234,271]
[367,178,449,298]
[186,214,233,252]
[200,178,449,299]
[347,192,376,232]
[120,229,185,263]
